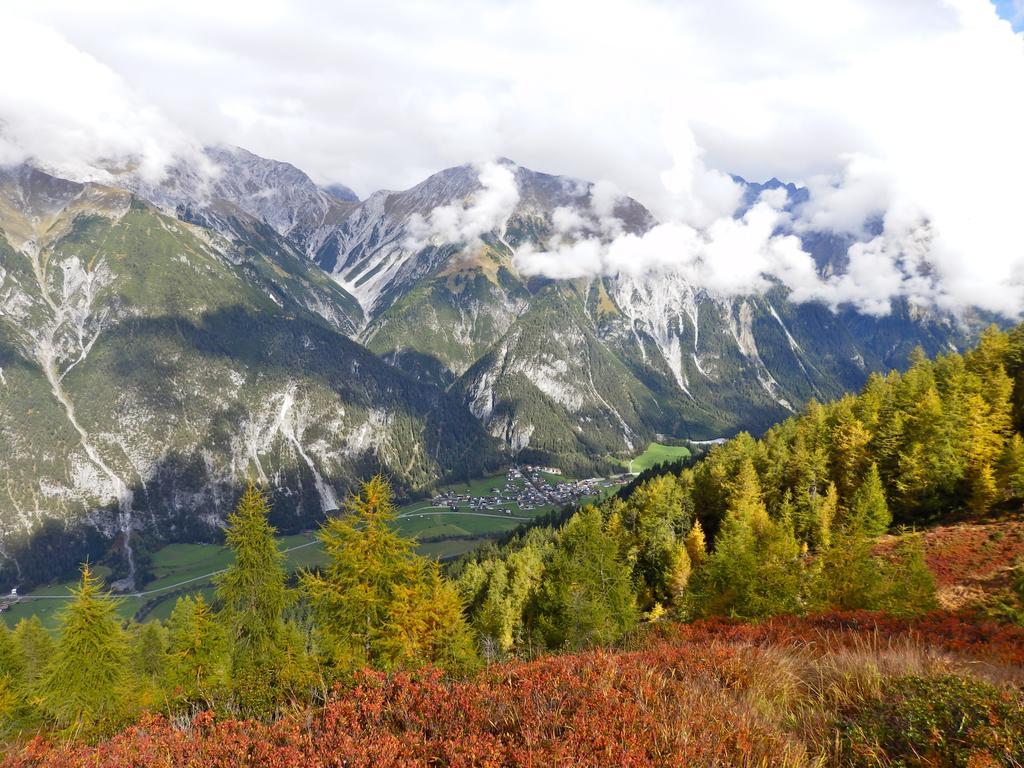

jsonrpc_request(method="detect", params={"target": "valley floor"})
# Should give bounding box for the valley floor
[0,468,624,628]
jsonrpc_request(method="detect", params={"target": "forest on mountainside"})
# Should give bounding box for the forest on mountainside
[3,327,1024,765]
[455,325,1024,654]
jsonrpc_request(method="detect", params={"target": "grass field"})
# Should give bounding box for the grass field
[1,535,328,629]
[628,443,691,473]
[3,471,621,629]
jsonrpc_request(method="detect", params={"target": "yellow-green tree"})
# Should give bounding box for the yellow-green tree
[850,463,891,536]
[130,621,168,709]
[997,433,1024,499]
[685,519,707,567]
[882,535,939,616]
[12,616,52,701]
[687,459,802,619]
[215,483,291,717]
[814,513,886,611]
[166,594,226,705]
[0,624,29,735]
[41,564,132,733]
[304,476,476,674]
[530,506,638,650]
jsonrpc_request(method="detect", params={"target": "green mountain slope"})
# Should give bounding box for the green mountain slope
[0,167,498,590]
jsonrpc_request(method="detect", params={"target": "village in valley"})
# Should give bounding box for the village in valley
[426,465,628,515]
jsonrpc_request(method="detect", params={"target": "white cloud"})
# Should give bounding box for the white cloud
[2,0,1024,316]
[406,161,520,249]
[516,196,811,295]
[0,14,202,182]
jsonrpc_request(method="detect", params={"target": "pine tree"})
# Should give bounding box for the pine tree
[818,483,837,550]
[42,564,131,732]
[685,519,707,568]
[378,561,478,672]
[830,398,872,498]
[968,462,998,518]
[686,459,802,620]
[0,624,27,733]
[795,484,834,552]
[0,624,23,680]
[667,542,691,605]
[467,559,514,658]
[894,384,964,516]
[304,476,477,673]
[128,621,169,711]
[215,483,290,717]
[12,616,52,697]
[166,594,226,704]
[530,507,638,650]
[637,515,684,610]
[883,535,939,616]
[997,433,1024,499]
[133,621,168,681]
[851,463,891,536]
[815,515,886,611]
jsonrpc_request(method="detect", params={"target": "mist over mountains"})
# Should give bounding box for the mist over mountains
[0,144,988,589]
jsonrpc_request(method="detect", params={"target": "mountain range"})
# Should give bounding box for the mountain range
[0,146,981,588]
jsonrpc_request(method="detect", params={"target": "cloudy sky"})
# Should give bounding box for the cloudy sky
[1,0,1023,316]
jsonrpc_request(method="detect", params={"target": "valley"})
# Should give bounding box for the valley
[0,151,989,591]
[0,466,624,628]
[4,4,1024,765]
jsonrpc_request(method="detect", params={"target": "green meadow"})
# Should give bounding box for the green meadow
[627,442,691,473]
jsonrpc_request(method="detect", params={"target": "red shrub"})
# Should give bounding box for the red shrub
[6,613,1022,768]
[657,611,1024,666]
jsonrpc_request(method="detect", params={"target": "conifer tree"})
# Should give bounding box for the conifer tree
[968,462,998,517]
[215,483,290,717]
[687,459,802,619]
[818,483,837,550]
[304,476,477,673]
[794,483,834,552]
[378,561,478,672]
[997,433,1024,499]
[133,621,168,682]
[459,536,549,658]
[0,624,27,733]
[685,519,707,568]
[667,542,691,604]
[882,535,939,616]
[637,515,685,610]
[42,564,131,732]
[830,398,872,498]
[467,559,514,658]
[127,620,168,711]
[815,515,886,611]
[851,463,891,536]
[166,594,226,704]
[0,624,23,681]
[12,616,52,697]
[276,618,318,703]
[530,507,638,650]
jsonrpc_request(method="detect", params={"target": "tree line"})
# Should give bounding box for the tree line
[455,325,1024,655]
[0,479,475,738]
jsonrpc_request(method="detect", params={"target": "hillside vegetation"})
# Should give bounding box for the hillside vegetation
[3,326,1024,765]
[6,615,1024,766]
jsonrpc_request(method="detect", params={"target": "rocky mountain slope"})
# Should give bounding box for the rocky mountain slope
[86,149,980,474]
[0,164,497,589]
[0,147,985,587]
[272,158,975,471]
